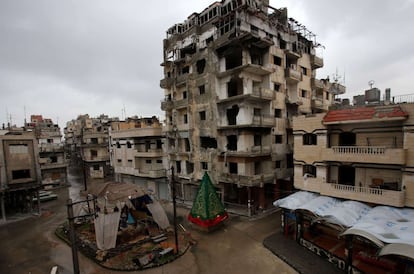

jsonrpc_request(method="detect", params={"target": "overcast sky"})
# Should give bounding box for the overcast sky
[1,0,414,130]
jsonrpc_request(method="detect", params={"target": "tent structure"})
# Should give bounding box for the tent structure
[188,172,228,230]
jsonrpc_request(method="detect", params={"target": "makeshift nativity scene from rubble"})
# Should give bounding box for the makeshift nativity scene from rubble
[188,172,228,232]
[72,181,177,269]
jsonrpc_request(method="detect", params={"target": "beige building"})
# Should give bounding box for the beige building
[0,129,41,221]
[110,116,168,200]
[293,92,414,207]
[160,0,343,215]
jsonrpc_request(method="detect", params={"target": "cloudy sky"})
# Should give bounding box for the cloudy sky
[1,0,414,130]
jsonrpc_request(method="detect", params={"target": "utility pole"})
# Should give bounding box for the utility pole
[67,199,80,274]
[171,166,179,253]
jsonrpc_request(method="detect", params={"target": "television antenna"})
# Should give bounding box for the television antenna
[368,80,375,89]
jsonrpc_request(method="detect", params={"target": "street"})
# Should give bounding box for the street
[0,166,296,274]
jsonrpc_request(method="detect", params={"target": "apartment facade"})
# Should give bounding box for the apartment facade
[27,115,68,188]
[0,129,41,221]
[160,0,343,215]
[293,92,414,208]
[110,116,168,200]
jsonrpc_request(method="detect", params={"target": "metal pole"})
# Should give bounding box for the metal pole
[171,166,179,253]
[67,198,80,274]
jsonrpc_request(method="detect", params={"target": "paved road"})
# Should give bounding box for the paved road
[0,167,296,274]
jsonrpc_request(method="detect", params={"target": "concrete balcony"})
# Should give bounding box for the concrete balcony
[323,146,406,165]
[251,115,274,127]
[220,146,272,157]
[285,68,302,83]
[83,155,110,162]
[218,172,274,187]
[311,55,324,69]
[320,183,405,207]
[161,99,173,111]
[135,149,163,158]
[39,143,64,152]
[115,166,139,176]
[217,64,273,78]
[111,127,162,139]
[311,96,324,109]
[284,47,301,59]
[329,82,346,95]
[312,78,324,90]
[40,162,68,170]
[252,87,274,101]
[174,98,189,109]
[160,77,173,89]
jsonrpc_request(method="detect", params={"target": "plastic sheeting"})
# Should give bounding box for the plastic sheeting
[94,211,121,250]
[273,191,414,259]
[146,200,170,230]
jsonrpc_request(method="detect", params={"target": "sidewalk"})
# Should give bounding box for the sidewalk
[263,233,344,274]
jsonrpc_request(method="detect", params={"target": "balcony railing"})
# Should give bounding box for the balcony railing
[294,179,405,207]
[161,99,173,111]
[329,82,346,95]
[220,146,272,157]
[218,172,274,187]
[312,78,324,90]
[252,115,274,127]
[320,183,405,207]
[323,146,406,165]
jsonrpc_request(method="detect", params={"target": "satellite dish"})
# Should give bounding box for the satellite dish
[368,80,375,89]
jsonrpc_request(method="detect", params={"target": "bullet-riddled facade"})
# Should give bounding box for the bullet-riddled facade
[161,0,343,215]
[110,116,168,200]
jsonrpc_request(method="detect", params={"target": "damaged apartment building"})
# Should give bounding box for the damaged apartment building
[160,0,345,215]
[109,116,168,200]
[27,115,68,188]
[64,114,114,179]
[0,127,42,221]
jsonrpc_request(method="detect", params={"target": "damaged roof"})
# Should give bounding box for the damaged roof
[322,105,408,125]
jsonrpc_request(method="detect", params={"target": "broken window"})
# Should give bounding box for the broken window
[254,134,262,146]
[183,91,187,99]
[206,36,213,44]
[301,66,307,76]
[146,159,152,164]
[156,140,162,149]
[184,138,191,152]
[273,56,282,66]
[50,156,58,163]
[184,114,188,124]
[201,162,208,170]
[274,109,282,118]
[196,59,206,74]
[225,46,242,70]
[301,89,308,98]
[227,135,237,151]
[253,108,261,116]
[116,142,120,148]
[156,159,162,164]
[91,138,98,144]
[325,92,330,100]
[275,161,281,169]
[186,161,194,174]
[275,135,283,144]
[279,39,287,49]
[274,83,281,92]
[12,169,30,180]
[126,141,132,148]
[176,161,181,173]
[145,140,151,151]
[181,66,189,74]
[250,48,263,65]
[303,133,317,145]
[199,111,206,121]
[93,165,100,171]
[47,139,53,143]
[199,85,205,95]
[200,137,217,149]
[91,150,98,158]
[227,77,243,97]
[229,162,238,174]
[287,153,294,168]
[254,162,261,175]
[303,165,316,177]
[227,105,239,125]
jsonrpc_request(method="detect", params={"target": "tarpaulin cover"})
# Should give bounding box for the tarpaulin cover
[94,211,121,250]
[273,191,414,259]
[147,200,170,229]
